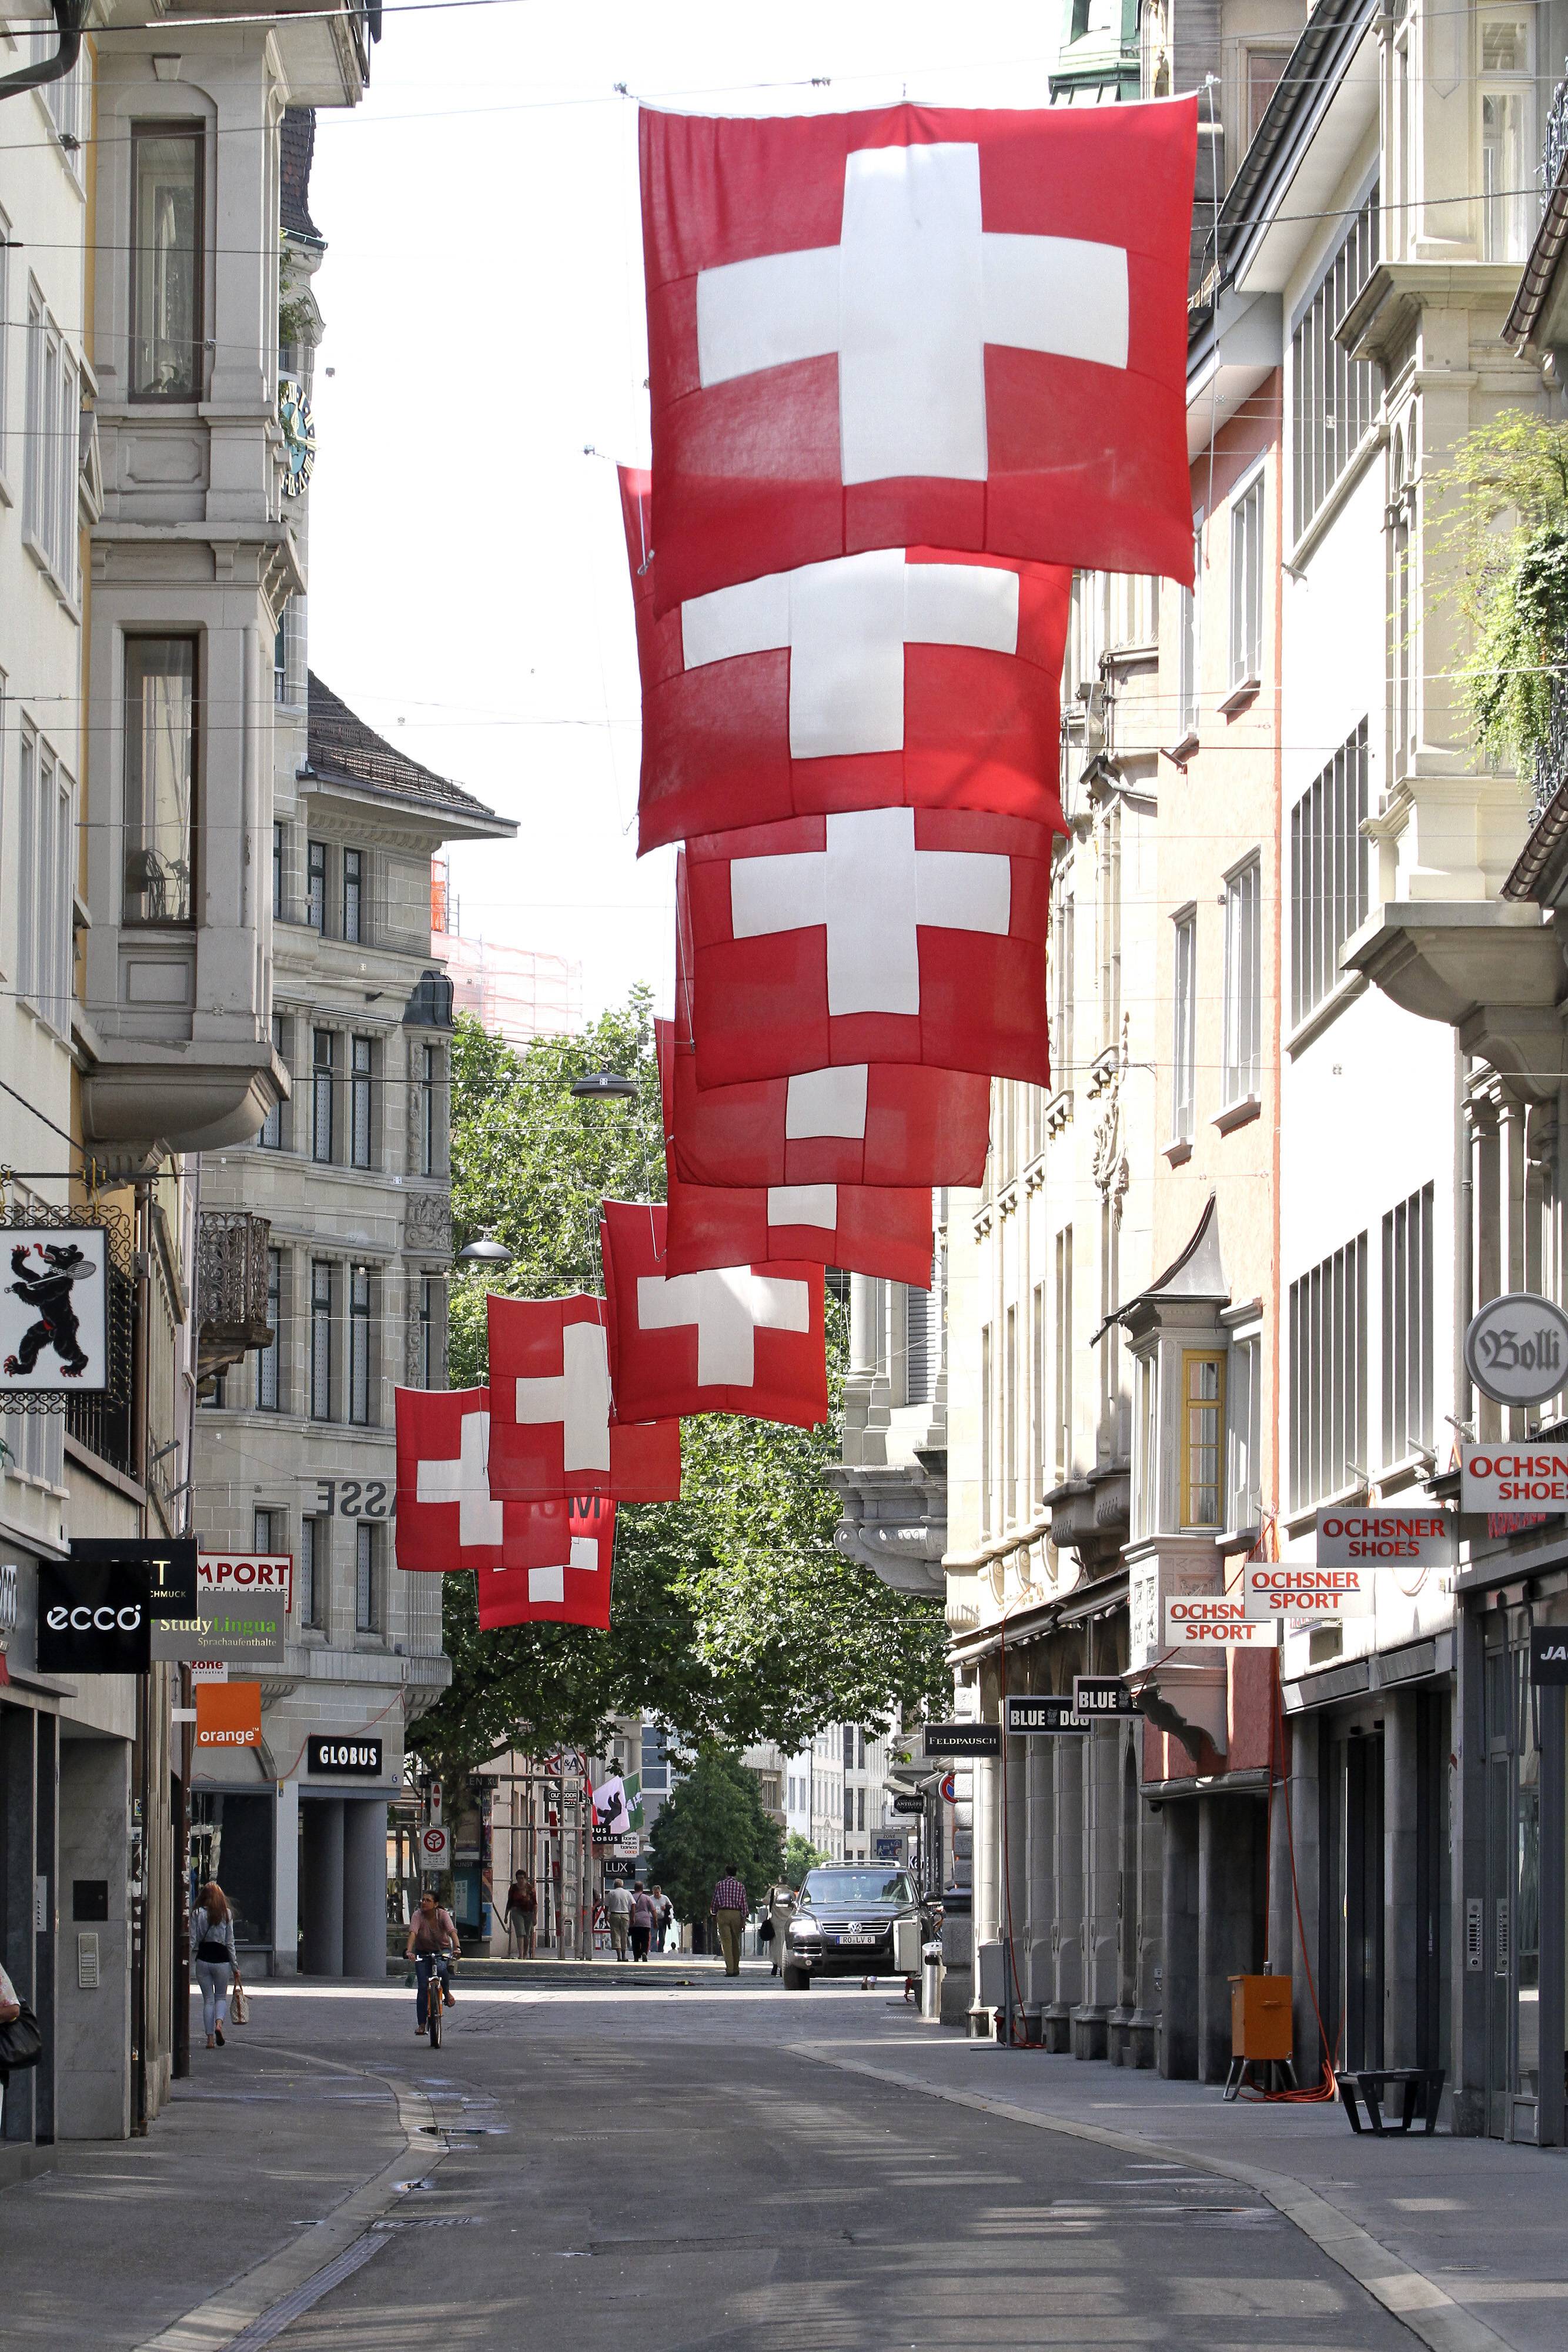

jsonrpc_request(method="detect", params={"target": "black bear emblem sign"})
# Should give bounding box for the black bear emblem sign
[0,1231,108,1392]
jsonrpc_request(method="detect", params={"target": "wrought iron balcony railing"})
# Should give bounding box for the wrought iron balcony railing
[1544,71,1568,210]
[196,1208,273,1392]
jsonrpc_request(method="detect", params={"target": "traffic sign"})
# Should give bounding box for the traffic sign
[418,1825,450,1873]
[939,1773,957,1804]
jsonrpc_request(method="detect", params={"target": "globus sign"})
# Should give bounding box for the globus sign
[1463,1292,1568,1407]
[1461,1446,1568,1512]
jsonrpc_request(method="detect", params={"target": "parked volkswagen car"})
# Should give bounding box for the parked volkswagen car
[780,1865,928,1989]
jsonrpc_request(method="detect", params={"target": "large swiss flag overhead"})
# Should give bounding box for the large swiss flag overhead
[600,1200,828,1428]
[684,805,1053,1089]
[478,1496,616,1630]
[486,1294,681,1502]
[394,1385,509,1572]
[618,467,1068,854]
[640,99,1198,612]
[657,1021,932,1285]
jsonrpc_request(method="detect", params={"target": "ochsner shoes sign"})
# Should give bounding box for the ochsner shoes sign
[1461,1446,1568,1512]
[1315,1508,1455,1566]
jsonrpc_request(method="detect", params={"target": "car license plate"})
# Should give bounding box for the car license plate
[837,1934,877,1946]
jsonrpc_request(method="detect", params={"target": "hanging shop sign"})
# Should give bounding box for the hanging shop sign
[1004,1695,1087,1736]
[195,1681,261,1748]
[1315,1507,1455,1566]
[37,1561,153,1675]
[199,1551,293,1612]
[892,1792,926,1815]
[1529,1627,1568,1685]
[1073,1676,1142,1719]
[0,1227,109,1394]
[71,1537,198,1618]
[418,1823,452,1873]
[1461,1445,1568,1513]
[152,1595,286,1665]
[1242,1562,1375,1621]
[924,1722,1001,1758]
[1162,1596,1275,1647]
[307,1735,385,1778]
[192,1661,228,1685]
[1463,1293,1568,1408]
[871,1832,906,1860]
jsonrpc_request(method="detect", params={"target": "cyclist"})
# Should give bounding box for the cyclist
[406,1891,459,2036]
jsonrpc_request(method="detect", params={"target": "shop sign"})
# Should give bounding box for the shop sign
[151,1595,285,1665]
[70,1537,198,1618]
[1162,1595,1275,1647]
[871,1832,905,1860]
[418,1824,451,1873]
[1073,1675,1141,1719]
[307,1736,385,1778]
[1461,1446,1568,1512]
[303,1476,393,1521]
[1529,1627,1568,1685]
[195,1681,261,1748]
[199,1551,292,1613]
[192,1661,228,1684]
[924,1722,1001,1757]
[1463,1292,1568,1407]
[1242,1563,1374,1621]
[37,1561,153,1674]
[1004,1695,1087,1735]
[892,1792,925,1815]
[1316,1507,1454,1566]
[0,1227,109,1393]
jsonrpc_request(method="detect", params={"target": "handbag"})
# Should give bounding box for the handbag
[0,2000,44,2072]
[229,1979,249,2026]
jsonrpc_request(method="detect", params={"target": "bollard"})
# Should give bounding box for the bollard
[922,1939,943,2023]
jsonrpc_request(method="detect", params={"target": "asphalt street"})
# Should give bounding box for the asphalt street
[1,1965,1430,2352]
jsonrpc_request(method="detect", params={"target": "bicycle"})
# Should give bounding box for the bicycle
[416,1951,454,2044]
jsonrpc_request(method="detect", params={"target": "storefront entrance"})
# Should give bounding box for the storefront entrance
[1481,1613,1564,2141]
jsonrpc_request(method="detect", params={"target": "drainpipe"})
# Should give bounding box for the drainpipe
[0,1,85,102]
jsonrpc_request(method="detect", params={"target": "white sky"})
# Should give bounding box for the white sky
[306,2,1062,1023]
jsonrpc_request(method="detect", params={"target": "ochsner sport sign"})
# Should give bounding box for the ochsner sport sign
[1461,1447,1568,1512]
[1243,1562,1374,1621]
[1163,1595,1276,1647]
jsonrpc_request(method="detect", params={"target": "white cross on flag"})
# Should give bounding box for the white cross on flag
[600,1200,828,1429]
[618,468,1068,854]
[640,99,1198,613]
[477,1496,616,1630]
[394,1385,510,1571]
[656,1019,934,1287]
[684,805,1053,1090]
[486,1294,682,1501]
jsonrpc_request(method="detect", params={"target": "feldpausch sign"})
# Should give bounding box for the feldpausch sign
[1315,1507,1454,1566]
[1461,1446,1568,1513]
[1242,1563,1375,1621]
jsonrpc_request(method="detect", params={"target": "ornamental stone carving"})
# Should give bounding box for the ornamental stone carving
[404,1192,452,1253]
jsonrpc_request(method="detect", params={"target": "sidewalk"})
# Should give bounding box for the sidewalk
[803,2017,1568,2352]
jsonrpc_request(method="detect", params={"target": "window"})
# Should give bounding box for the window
[24,286,79,599]
[1290,719,1369,1026]
[123,637,196,924]
[1391,432,1416,779]
[18,732,73,1035]
[274,622,287,704]
[256,1247,282,1408]
[641,1725,670,1793]
[1176,564,1200,737]
[1222,858,1261,1105]
[1135,1353,1159,1537]
[1228,1334,1262,1532]
[312,1028,335,1163]
[130,124,202,399]
[980,1322,993,1535]
[420,1043,442,1177]
[1048,883,1074,1096]
[905,1269,936,1406]
[1291,187,1379,540]
[253,1506,278,1552]
[1181,1354,1226,1531]
[1004,1302,1018,1521]
[1054,1225,1074,1485]
[307,839,327,933]
[1096,802,1121,1051]
[0,205,9,477]
[355,1522,380,1633]
[1171,907,1196,1144]
[36,42,89,178]
[275,596,306,707]
[1289,1234,1368,1511]
[260,1013,286,1148]
[350,1034,374,1169]
[1383,1184,1434,1464]
[1031,1278,1048,1500]
[842,1725,855,1772]
[300,1516,326,1629]
[272,821,285,919]
[342,847,363,944]
[1228,475,1263,689]
[1480,18,1534,265]
[1246,46,1290,139]
[857,1787,866,1833]
[843,1785,854,1833]
[310,1259,333,1420]
[416,1274,439,1388]
[349,1262,372,1425]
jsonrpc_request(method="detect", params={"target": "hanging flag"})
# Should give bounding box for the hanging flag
[640,98,1198,612]
[477,1495,616,1629]
[618,467,1068,855]
[657,1020,933,1285]
[683,805,1053,1090]
[394,1385,507,1571]
[486,1294,682,1501]
[600,1200,828,1428]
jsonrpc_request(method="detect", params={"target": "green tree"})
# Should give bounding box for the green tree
[647,1749,783,1925]
[783,1830,828,1889]
[411,1003,949,1779]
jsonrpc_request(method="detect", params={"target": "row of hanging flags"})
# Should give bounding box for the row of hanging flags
[393,99,1199,1630]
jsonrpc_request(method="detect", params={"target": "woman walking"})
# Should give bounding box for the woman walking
[503,1870,537,1958]
[192,1882,240,2049]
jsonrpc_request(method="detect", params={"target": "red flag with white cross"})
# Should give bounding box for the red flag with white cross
[618,466,1068,855]
[479,1496,616,1630]
[640,99,1198,612]
[683,806,1054,1090]
[600,1200,828,1428]
[485,1294,681,1502]
[394,1385,512,1572]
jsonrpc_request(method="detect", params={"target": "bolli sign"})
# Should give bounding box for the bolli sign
[1463,1293,1568,1408]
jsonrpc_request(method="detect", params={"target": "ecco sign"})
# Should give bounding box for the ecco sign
[1461,1447,1568,1512]
[1464,1293,1568,1407]
[307,1736,384,1778]
[1316,1508,1454,1566]
[36,1562,152,1674]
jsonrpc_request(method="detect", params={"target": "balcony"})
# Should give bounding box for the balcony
[196,1210,273,1393]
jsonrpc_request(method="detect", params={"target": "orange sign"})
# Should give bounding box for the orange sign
[196,1681,262,1749]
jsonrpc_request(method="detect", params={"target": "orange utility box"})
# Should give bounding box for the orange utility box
[1229,1972,1292,2060]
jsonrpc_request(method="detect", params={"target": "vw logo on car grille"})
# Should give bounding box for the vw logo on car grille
[848,1922,861,1935]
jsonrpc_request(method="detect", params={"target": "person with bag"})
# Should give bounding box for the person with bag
[191,1880,240,2050]
[629,1881,657,1962]
[1,1956,44,2131]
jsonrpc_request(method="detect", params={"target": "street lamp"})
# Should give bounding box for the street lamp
[570,1069,639,1102]
[454,1232,514,1269]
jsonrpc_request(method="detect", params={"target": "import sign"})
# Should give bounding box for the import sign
[1464,1292,1568,1407]
[1163,1596,1275,1648]
[1004,1694,1086,1735]
[1243,1563,1374,1621]
[1461,1446,1568,1513]
[199,1551,292,1614]
[1316,1508,1454,1567]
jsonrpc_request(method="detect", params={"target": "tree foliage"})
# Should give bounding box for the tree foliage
[1429,413,1568,779]
[783,1830,828,1889]
[647,1749,783,1924]
[410,1001,948,1779]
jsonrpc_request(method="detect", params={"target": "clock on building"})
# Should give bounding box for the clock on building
[277,377,317,497]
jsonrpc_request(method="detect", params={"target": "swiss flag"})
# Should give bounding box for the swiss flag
[477,1496,616,1630]
[486,1294,681,1502]
[641,99,1198,612]
[658,1020,932,1286]
[670,863,991,1188]
[394,1385,509,1572]
[618,467,1068,855]
[600,1200,827,1428]
[684,805,1053,1089]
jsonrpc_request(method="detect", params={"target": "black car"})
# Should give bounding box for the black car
[780,1866,927,1988]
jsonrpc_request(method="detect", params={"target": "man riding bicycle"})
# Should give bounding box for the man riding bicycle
[406,1891,459,2036]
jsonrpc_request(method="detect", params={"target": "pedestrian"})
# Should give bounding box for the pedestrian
[709,1863,748,1977]
[191,1880,240,2050]
[404,1891,460,2034]
[630,1881,657,1962]
[503,1870,537,1957]
[604,1875,633,1960]
[651,1883,673,1953]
